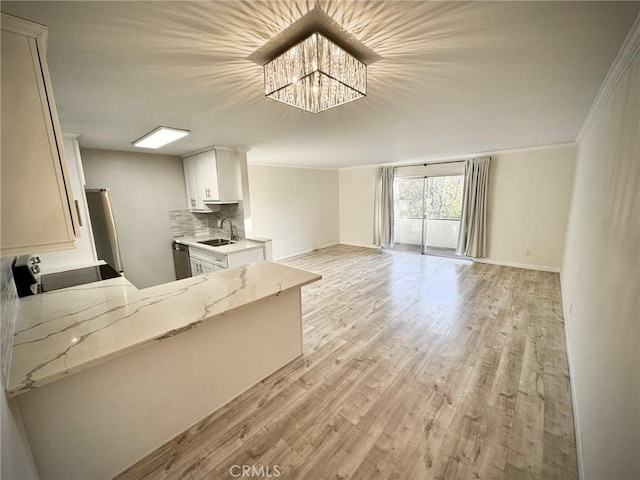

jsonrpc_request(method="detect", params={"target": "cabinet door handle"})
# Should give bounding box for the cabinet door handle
[74,200,83,227]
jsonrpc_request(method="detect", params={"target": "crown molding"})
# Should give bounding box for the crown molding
[247,161,339,171]
[1,12,47,38]
[182,145,251,158]
[576,13,640,142]
[338,141,577,171]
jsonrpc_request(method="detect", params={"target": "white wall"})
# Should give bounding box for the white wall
[338,145,576,270]
[81,149,187,288]
[561,50,639,479]
[481,145,576,271]
[338,167,376,248]
[248,165,339,259]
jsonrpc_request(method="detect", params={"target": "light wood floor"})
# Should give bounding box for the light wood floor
[117,245,578,480]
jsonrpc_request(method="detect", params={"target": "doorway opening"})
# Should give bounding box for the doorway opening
[393,174,465,258]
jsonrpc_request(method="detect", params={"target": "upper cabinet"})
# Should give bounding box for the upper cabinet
[183,155,203,211]
[182,148,241,213]
[214,149,241,203]
[1,14,80,257]
[36,134,99,269]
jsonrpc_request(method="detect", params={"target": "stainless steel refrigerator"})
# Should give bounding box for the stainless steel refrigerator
[85,188,124,273]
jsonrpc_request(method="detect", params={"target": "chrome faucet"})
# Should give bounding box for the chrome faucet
[219,218,237,241]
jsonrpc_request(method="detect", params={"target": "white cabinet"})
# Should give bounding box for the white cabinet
[1,14,80,257]
[200,260,220,274]
[189,246,225,276]
[189,257,199,275]
[37,134,99,269]
[184,150,219,212]
[227,248,265,268]
[182,148,240,213]
[199,150,220,203]
[213,149,241,204]
[188,244,264,277]
[190,257,218,276]
[183,155,203,211]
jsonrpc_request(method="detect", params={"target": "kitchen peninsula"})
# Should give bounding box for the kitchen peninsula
[7,262,320,479]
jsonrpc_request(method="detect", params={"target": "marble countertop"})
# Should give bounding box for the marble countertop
[245,236,272,243]
[174,236,265,255]
[7,262,320,397]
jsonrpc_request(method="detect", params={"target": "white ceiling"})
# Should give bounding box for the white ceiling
[3,1,639,167]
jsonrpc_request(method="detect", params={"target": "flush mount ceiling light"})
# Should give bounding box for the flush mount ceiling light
[133,126,190,149]
[264,32,366,113]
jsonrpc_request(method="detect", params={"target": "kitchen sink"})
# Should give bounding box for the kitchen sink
[197,238,234,247]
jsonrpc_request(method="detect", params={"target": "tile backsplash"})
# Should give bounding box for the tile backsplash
[170,202,245,240]
[1,257,19,387]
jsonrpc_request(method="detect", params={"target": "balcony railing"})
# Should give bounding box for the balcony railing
[394,217,460,249]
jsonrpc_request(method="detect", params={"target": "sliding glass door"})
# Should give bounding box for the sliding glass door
[394,178,424,253]
[394,174,464,257]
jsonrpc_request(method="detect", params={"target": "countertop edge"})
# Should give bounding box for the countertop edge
[173,237,264,255]
[7,266,322,397]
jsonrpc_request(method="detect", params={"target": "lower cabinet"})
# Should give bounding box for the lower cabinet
[227,248,265,268]
[189,245,264,277]
[200,260,219,274]
[190,257,223,276]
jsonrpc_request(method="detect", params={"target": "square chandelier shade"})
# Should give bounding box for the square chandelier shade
[264,32,366,113]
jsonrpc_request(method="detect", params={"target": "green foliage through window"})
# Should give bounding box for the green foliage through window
[394,175,463,220]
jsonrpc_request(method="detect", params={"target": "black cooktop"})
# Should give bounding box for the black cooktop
[40,264,121,293]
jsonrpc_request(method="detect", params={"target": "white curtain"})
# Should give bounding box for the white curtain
[373,167,395,248]
[456,157,491,258]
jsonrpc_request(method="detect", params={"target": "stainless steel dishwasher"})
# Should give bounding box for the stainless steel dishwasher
[172,241,192,279]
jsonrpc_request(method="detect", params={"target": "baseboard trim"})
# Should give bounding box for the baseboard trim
[274,242,340,261]
[339,242,381,250]
[473,258,560,273]
[559,273,585,479]
[563,319,586,480]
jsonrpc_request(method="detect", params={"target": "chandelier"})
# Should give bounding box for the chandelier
[264,32,366,113]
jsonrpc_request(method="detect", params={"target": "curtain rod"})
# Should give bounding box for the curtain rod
[394,159,465,169]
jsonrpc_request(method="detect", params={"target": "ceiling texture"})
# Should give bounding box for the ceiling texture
[3,1,639,167]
